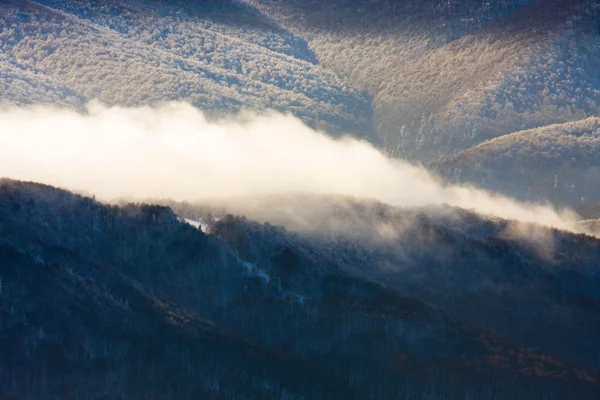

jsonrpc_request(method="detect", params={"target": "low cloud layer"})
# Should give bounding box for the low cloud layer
[0,102,582,231]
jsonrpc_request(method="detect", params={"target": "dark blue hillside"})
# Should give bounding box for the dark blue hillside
[1,179,595,398]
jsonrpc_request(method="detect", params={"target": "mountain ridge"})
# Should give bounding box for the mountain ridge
[435,117,600,206]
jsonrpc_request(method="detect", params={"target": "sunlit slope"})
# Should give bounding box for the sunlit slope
[248,0,600,161]
[436,117,600,206]
[0,0,373,138]
[0,52,82,107]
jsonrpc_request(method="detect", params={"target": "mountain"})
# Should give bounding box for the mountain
[239,0,600,207]
[0,0,373,138]
[170,194,600,371]
[3,2,600,397]
[246,0,535,36]
[435,117,600,206]
[248,0,600,160]
[4,0,600,205]
[1,179,598,399]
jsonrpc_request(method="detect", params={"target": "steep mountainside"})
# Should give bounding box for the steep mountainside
[1,180,598,399]
[0,0,373,138]
[247,0,600,162]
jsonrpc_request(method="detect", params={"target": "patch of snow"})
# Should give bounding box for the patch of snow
[184,218,210,232]
[256,269,271,283]
[242,261,255,274]
[184,218,201,229]
[239,258,270,283]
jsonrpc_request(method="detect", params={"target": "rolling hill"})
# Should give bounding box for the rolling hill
[436,117,600,206]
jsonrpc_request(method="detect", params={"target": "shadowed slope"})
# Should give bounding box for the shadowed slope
[0,180,598,398]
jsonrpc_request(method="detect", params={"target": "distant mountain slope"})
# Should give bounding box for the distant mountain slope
[247,0,600,161]
[0,0,373,138]
[1,180,599,398]
[5,0,600,169]
[0,52,83,107]
[436,117,600,206]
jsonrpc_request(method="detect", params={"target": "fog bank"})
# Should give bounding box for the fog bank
[0,102,581,231]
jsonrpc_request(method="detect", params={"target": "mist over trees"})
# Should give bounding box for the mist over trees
[1,179,599,399]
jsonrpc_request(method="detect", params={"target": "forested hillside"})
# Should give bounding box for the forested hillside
[1,180,599,399]
[248,0,600,161]
[436,117,600,205]
[245,0,600,208]
[0,0,373,138]
[4,0,600,205]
